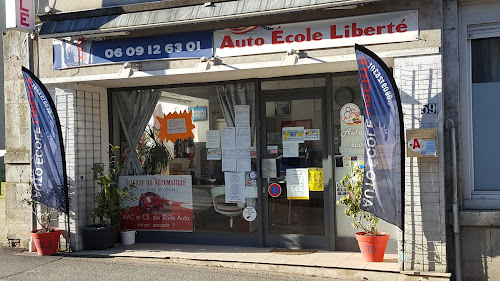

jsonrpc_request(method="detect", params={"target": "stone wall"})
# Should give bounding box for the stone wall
[3,30,32,248]
[2,30,108,250]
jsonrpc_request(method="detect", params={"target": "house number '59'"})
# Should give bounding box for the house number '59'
[422,103,437,114]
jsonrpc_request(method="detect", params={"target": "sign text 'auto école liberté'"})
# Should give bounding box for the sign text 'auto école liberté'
[214,10,418,57]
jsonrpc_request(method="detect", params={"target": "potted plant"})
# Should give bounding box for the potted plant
[24,196,63,256]
[137,126,173,175]
[336,165,390,262]
[81,145,136,250]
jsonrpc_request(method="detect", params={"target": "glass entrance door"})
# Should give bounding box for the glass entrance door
[260,88,330,250]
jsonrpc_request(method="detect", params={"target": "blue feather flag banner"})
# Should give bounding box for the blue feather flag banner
[354,44,404,229]
[22,67,68,214]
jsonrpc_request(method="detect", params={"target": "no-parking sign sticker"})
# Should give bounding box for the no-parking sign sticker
[268,183,282,197]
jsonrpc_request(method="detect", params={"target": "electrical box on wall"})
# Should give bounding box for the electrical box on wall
[406,129,438,157]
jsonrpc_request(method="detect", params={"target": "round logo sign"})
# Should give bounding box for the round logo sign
[243,207,257,222]
[340,103,362,125]
[268,183,282,197]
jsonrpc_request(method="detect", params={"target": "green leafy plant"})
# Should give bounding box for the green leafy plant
[91,145,136,227]
[23,185,56,233]
[138,126,173,175]
[336,166,380,236]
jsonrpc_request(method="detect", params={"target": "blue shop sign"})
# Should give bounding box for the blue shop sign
[53,30,213,69]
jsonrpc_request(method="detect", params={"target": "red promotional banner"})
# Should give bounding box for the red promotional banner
[119,175,193,231]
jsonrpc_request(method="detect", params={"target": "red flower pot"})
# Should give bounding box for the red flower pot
[30,229,62,256]
[355,232,390,262]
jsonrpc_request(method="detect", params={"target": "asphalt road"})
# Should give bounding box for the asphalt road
[0,247,341,281]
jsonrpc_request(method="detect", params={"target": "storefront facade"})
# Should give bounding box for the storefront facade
[4,0,448,274]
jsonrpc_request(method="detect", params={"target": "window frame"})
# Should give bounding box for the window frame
[460,6,500,209]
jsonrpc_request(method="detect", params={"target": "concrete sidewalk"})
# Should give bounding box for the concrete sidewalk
[64,243,451,281]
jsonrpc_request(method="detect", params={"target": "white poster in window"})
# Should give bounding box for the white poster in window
[221,127,236,150]
[282,127,305,143]
[244,185,258,199]
[236,150,251,172]
[236,127,251,149]
[336,182,348,201]
[167,118,187,134]
[286,168,309,200]
[304,129,320,141]
[222,150,237,171]
[224,172,245,203]
[207,148,222,160]
[206,130,221,148]
[235,105,250,127]
[283,141,299,158]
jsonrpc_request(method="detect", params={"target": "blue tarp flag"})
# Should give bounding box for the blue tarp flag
[22,67,68,214]
[354,44,404,229]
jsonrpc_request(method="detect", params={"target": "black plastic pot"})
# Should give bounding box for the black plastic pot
[80,225,119,250]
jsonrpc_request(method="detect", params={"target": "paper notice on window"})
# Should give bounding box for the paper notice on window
[222,150,237,171]
[236,127,251,149]
[221,127,236,150]
[283,141,299,158]
[249,146,257,159]
[236,150,251,172]
[244,171,258,198]
[304,129,320,141]
[244,185,258,198]
[224,172,245,203]
[167,118,187,134]
[308,168,324,191]
[282,127,305,143]
[207,148,222,160]
[286,168,309,200]
[206,130,221,148]
[235,105,250,127]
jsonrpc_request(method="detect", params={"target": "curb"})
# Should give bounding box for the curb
[64,252,451,281]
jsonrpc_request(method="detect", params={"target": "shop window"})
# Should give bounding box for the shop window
[461,20,500,208]
[113,83,258,233]
[331,73,399,243]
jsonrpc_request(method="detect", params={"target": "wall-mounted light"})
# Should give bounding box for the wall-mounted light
[281,49,300,66]
[123,62,141,70]
[195,56,211,71]
[118,62,141,78]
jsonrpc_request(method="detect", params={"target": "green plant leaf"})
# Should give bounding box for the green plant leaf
[336,166,379,235]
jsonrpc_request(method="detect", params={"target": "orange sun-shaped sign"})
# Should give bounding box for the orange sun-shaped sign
[156,110,195,143]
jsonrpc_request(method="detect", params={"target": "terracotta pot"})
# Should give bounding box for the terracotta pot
[30,229,62,256]
[355,232,390,262]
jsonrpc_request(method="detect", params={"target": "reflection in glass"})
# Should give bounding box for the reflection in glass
[113,82,257,233]
[265,99,325,235]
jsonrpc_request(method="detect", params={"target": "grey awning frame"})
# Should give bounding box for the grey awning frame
[39,0,380,39]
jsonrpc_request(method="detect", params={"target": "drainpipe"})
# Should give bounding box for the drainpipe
[26,32,37,253]
[446,119,461,281]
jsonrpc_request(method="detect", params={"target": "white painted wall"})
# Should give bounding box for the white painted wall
[55,84,108,251]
